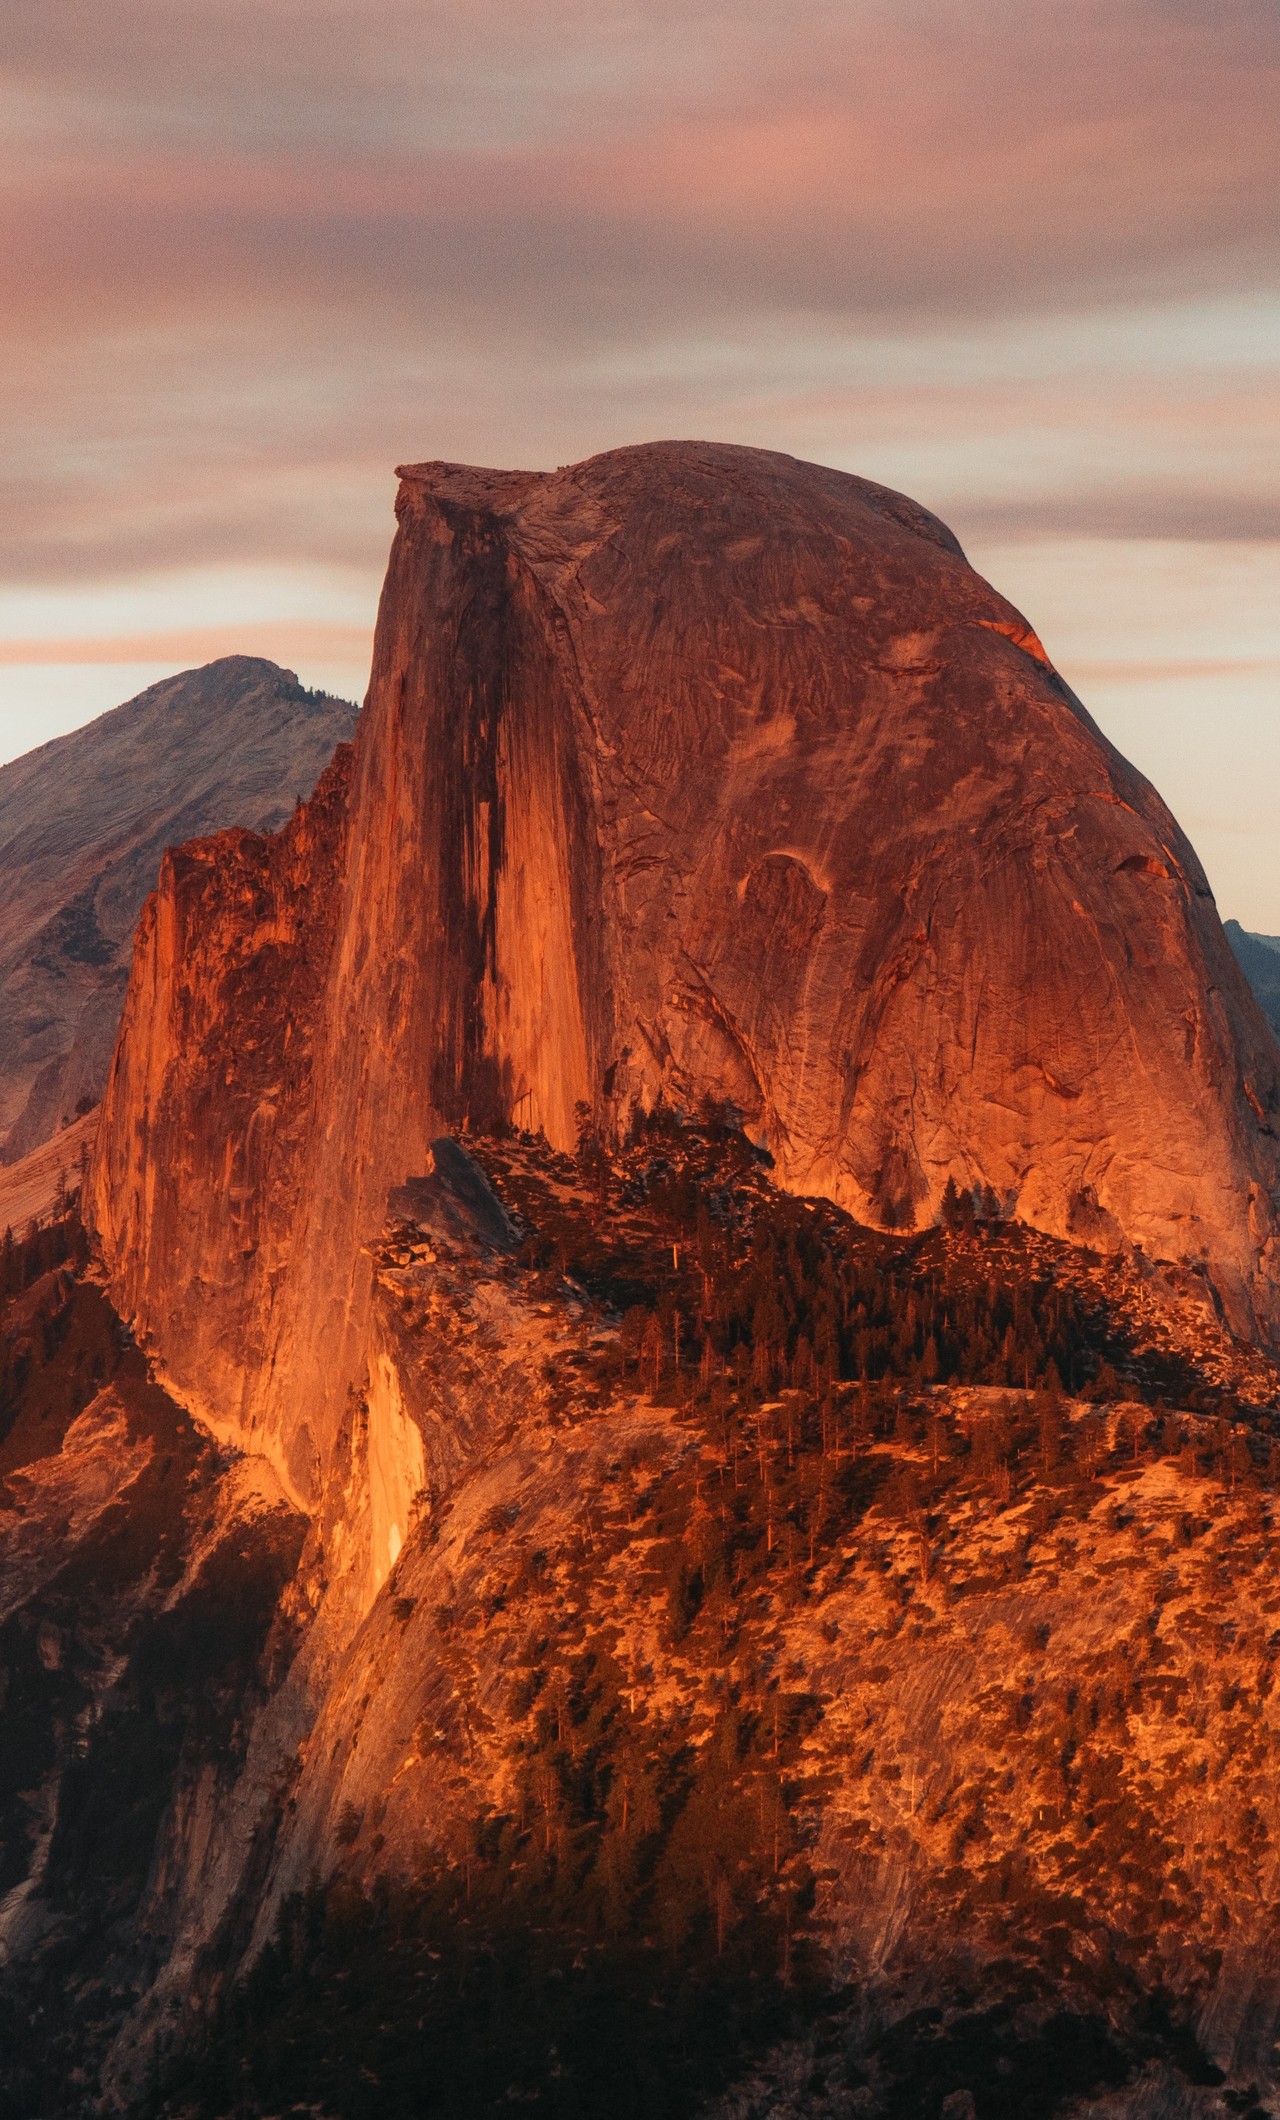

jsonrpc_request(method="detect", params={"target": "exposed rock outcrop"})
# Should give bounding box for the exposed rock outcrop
[87,1129,1280,2117]
[89,445,1280,1506]
[0,1228,305,2114]
[89,741,355,1505]
[0,656,357,1162]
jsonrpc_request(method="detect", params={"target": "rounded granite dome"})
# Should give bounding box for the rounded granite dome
[91,442,1280,1501]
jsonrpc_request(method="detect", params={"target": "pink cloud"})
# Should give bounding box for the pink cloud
[0,0,1273,590]
[0,620,373,668]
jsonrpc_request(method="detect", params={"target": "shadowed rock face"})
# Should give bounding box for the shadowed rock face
[1226,920,1280,1040]
[0,657,358,1162]
[89,443,1280,1499]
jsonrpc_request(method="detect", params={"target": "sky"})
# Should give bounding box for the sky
[1,0,1278,918]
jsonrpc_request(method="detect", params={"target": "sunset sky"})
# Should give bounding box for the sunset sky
[2,1,1278,916]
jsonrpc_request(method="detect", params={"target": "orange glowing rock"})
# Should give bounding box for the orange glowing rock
[88,443,1280,1503]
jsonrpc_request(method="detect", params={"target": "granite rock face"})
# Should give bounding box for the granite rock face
[0,657,357,1161]
[62,1130,1280,2115]
[89,444,1280,1499]
[89,742,355,1502]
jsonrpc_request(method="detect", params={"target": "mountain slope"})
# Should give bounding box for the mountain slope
[12,1125,1280,2117]
[1226,920,1280,1041]
[49,441,1280,2115]
[0,1109,97,1233]
[172,1125,1280,2120]
[89,443,1280,1512]
[0,656,357,1161]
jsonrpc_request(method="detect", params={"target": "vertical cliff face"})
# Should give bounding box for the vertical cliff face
[0,657,357,1162]
[89,746,354,1505]
[91,443,1280,1495]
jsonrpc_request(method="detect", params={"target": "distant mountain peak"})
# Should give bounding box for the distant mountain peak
[0,657,357,1161]
[1225,918,1280,1040]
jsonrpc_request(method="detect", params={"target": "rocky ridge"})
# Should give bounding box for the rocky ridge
[0,656,357,1163]
[31,441,1280,2115]
[30,1119,1280,2117]
[87,445,1280,1517]
[1227,922,1280,1042]
[0,1211,305,2117]
[195,1126,1280,2118]
[0,1109,97,1236]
